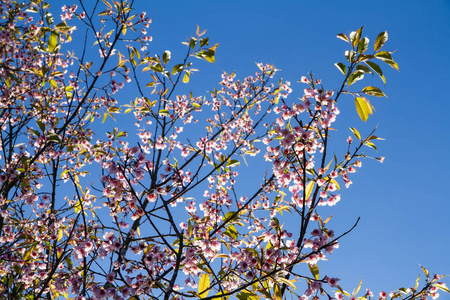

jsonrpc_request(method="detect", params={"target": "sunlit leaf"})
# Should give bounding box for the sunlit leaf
[171,64,184,75]
[345,50,356,63]
[274,283,282,300]
[48,31,58,52]
[335,62,347,75]
[365,61,386,84]
[374,31,388,51]
[362,86,386,97]
[226,159,240,167]
[308,263,319,280]
[336,33,349,43]
[355,277,363,294]
[277,277,296,290]
[358,37,369,54]
[364,141,377,151]
[420,265,430,281]
[349,127,361,140]
[305,181,315,199]
[355,64,372,74]
[158,109,170,117]
[163,50,171,64]
[355,97,372,121]
[183,72,190,83]
[434,283,450,294]
[198,273,210,298]
[347,70,364,86]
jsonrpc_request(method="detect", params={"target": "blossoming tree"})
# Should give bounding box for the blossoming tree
[0,0,448,300]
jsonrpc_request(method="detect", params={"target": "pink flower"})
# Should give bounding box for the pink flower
[106,271,115,283]
[325,276,340,287]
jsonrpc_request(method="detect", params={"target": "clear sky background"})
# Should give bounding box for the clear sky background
[54,0,450,297]
[129,1,450,297]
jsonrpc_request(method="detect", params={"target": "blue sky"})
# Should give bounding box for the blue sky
[129,1,450,296]
[52,0,450,297]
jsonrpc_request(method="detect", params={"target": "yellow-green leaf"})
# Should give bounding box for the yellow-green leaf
[58,229,63,241]
[335,62,347,75]
[434,283,450,294]
[365,61,386,85]
[420,265,430,281]
[277,277,296,290]
[163,50,171,64]
[355,277,363,294]
[198,273,210,298]
[415,274,420,290]
[305,181,315,199]
[274,283,282,300]
[349,127,361,140]
[347,70,364,86]
[48,31,58,52]
[308,263,319,280]
[336,33,349,43]
[374,31,388,52]
[183,72,190,83]
[355,97,372,122]
[362,86,386,97]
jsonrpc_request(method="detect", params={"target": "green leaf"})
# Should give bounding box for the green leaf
[420,265,430,281]
[355,277,363,294]
[374,51,393,60]
[171,64,184,75]
[36,120,45,132]
[150,64,164,73]
[362,86,386,97]
[276,277,296,290]
[48,31,58,52]
[237,291,259,300]
[198,49,216,63]
[199,37,209,47]
[198,273,210,298]
[183,71,190,83]
[434,283,450,294]
[335,62,347,75]
[305,181,315,199]
[336,33,349,43]
[55,22,71,31]
[357,37,369,54]
[345,50,356,63]
[350,26,364,47]
[226,159,240,167]
[365,61,386,84]
[347,70,364,86]
[355,64,373,74]
[386,60,399,71]
[162,50,171,64]
[47,133,61,143]
[349,127,361,140]
[308,264,319,280]
[355,97,372,122]
[159,109,170,117]
[364,141,377,151]
[415,274,420,290]
[274,283,282,300]
[374,31,388,52]
[367,135,384,141]
[374,51,399,70]
[45,11,54,25]
[189,37,197,49]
